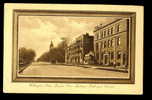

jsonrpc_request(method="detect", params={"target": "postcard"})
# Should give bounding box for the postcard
[3,3,144,94]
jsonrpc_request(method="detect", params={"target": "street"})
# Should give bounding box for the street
[19,62,129,78]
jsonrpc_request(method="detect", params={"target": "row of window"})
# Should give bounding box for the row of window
[96,51,126,61]
[95,37,121,51]
[94,24,120,40]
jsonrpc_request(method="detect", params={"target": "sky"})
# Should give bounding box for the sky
[18,15,122,59]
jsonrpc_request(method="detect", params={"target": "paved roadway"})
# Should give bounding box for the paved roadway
[20,62,128,78]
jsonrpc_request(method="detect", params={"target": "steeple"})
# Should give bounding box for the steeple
[50,40,54,49]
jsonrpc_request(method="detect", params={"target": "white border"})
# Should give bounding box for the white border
[3,3,144,94]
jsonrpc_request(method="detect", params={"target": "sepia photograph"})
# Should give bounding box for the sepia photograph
[3,4,143,94]
[13,10,135,83]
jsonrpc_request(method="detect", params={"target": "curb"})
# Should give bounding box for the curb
[71,65,128,73]
[94,67,128,73]
[62,64,128,73]
[19,66,27,73]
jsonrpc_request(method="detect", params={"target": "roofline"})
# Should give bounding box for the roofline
[68,33,93,46]
[93,18,122,32]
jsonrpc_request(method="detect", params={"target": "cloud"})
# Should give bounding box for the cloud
[18,16,122,59]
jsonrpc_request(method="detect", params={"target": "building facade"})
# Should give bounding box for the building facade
[65,33,94,64]
[94,18,129,68]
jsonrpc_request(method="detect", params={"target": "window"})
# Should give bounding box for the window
[116,24,120,32]
[111,38,114,47]
[105,55,108,64]
[109,28,111,35]
[96,32,99,40]
[96,43,99,52]
[102,31,104,38]
[117,51,121,59]
[108,40,111,47]
[110,40,113,47]
[117,37,121,46]
[104,41,107,48]
[104,30,106,37]
[100,31,103,39]
[111,52,114,59]
[107,29,110,36]
[95,32,98,40]
[111,27,113,34]
[123,53,126,65]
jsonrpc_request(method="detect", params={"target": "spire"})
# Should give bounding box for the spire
[50,40,54,49]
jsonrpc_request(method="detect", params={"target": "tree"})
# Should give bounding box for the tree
[19,47,36,67]
[37,52,50,62]
[37,38,69,63]
[55,37,69,63]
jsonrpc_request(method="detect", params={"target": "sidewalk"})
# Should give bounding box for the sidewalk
[64,64,128,73]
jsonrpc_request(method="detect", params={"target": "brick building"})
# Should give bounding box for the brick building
[94,18,129,68]
[65,33,94,64]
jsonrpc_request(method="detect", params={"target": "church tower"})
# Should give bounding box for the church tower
[49,40,54,50]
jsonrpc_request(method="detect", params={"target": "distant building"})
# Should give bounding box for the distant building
[65,33,94,64]
[49,40,54,50]
[93,18,129,68]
